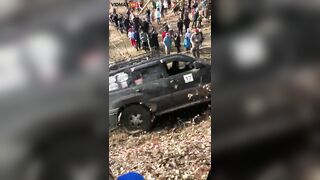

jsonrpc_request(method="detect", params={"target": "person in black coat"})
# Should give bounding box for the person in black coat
[123,16,131,34]
[149,27,159,50]
[177,18,183,34]
[133,15,141,32]
[174,32,181,53]
[146,8,151,23]
[184,16,190,33]
[181,6,185,20]
[141,19,149,33]
[112,13,119,27]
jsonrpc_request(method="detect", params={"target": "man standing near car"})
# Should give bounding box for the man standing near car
[191,28,203,58]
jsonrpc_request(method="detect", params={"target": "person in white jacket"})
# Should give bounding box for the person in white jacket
[163,0,169,14]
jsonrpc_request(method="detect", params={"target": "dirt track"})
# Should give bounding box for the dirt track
[109,105,211,179]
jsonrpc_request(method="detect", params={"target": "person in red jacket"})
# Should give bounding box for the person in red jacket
[161,25,169,41]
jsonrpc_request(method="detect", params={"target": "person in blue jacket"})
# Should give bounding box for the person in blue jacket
[163,32,172,55]
[184,28,192,50]
[133,30,141,51]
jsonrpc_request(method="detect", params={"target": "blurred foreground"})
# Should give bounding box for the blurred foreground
[214,0,320,179]
[0,0,107,179]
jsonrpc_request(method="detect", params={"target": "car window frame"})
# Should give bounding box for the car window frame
[130,62,168,87]
[161,56,195,76]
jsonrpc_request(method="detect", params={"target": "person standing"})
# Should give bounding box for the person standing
[161,2,165,17]
[140,31,149,51]
[197,14,203,27]
[162,25,169,41]
[192,9,199,28]
[141,18,149,33]
[123,16,131,34]
[181,6,185,20]
[163,32,172,54]
[177,18,183,34]
[126,7,131,17]
[184,15,191,33]
[150,27,160,50]
[168,0,171,10]
[201,0,207,18]
[192,0,199,9]
[133,30,141,51]
[156,0,161,10]
[146,8,151,23]
[128,28,136,47]
[174,32,181,53]
[152,0,157,10]
[163,0,169,15]
[191,28,203,58]
[184,28,192,51]
[156,8,161,25]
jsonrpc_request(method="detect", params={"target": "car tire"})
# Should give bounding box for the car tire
[120,104,153,134]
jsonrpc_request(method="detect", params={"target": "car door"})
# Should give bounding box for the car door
[163,57,204,108]
[130,63,171,113]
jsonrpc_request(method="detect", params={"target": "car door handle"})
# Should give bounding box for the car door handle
[135,89,142,92]
[170,79,178,83]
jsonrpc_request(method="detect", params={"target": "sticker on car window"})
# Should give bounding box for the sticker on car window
[117,72,128,82]
[109,76,116,83]
[183,73,194,83]
[109,83,119,91]
[121,81,128,88]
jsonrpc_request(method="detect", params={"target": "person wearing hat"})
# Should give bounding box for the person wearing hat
[163,32,172,55]
[191,28,203,58]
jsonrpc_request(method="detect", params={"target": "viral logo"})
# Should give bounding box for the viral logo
[111,2,129,7]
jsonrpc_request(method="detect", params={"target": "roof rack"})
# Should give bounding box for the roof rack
[109,53,152,71]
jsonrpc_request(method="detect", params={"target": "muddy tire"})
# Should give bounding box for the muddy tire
[120,105,153,134]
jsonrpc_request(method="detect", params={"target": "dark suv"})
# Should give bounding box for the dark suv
[109,54,211,133]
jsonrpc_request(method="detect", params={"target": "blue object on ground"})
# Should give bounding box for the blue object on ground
[117,172,144,180]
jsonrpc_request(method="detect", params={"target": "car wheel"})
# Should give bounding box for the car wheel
[120,104,153,134]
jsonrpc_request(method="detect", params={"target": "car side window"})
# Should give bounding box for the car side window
[165,60,193,76]
[131,65,165,86]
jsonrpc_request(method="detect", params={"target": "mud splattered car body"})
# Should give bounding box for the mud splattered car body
[109,54,211,133]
